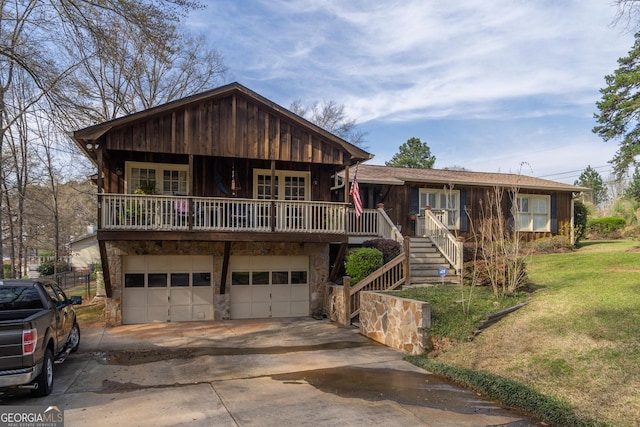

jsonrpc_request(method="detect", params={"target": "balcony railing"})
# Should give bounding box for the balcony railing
[99,194,349,234]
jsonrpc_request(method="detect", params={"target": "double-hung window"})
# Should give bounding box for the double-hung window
[516,194,550,232]
[418,189,460,229]
[127,162,188,195]
[253,170,310,201]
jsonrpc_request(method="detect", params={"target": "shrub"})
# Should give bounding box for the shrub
[622,224,640,239]
[610,197,639,226]
[463,257,528,293]
[527,236,574,254]
[586,217,626,239]
[362,238,402,263]
[37,261,70,276]
[345,247,383,285]
[573,199,588,244]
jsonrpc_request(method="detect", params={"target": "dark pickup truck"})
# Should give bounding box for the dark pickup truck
[0,279,81,396]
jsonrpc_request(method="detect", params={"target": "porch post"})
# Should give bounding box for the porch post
[342,276,351,327]
[270,160,276,231]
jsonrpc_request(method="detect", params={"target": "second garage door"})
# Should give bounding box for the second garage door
[229,256,309,319]
[123,255,214,324]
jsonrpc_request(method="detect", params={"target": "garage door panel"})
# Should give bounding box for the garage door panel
[231,302,251,319]
[251,286,270,302]
[147,289,168,306]
[192,288,213,305]
[271,301,291,317]
[123,306,146,324]
[271,286,290,302]
[192,305,212,320]
[170,305,191,322]
[147,306,168,322]
[291,285,309,301]
[250,302,271,318]
[170,289,191,305]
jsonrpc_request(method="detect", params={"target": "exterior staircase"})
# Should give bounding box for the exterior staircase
[409,237,458,285]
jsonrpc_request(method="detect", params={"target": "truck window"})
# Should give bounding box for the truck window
[44,284,68,308]
[0,287,44,310]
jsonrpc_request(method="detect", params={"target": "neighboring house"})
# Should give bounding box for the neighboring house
[70,228,99,271]
[341,164,588,243]
[71,82,372,326]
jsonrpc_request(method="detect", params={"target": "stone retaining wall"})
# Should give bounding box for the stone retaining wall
[323,283,348,325]
[359,291,431,355]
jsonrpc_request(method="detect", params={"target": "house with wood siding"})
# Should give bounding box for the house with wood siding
[71,81,588,325]
[340,164,588,243]
[71,82,372,326]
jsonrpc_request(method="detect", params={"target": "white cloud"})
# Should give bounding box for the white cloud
[188,0,634,180]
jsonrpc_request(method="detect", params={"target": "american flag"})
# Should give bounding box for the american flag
[350,163,363,219]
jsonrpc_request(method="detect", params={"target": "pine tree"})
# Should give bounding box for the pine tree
[385,137,436,169]
[574,166,608,206]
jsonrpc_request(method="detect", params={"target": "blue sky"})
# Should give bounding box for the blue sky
[187,1,635,183]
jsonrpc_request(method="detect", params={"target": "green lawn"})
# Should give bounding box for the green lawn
[406,240,640,427]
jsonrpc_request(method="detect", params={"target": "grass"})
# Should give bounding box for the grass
[62,280,105,328]
[391,285,530,341]
[406,240,640,426]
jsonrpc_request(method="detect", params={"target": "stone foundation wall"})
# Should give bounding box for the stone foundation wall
[359,291,431,355]
[102,240,329,326]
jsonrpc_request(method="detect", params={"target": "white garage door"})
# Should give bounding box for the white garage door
[229,256,309,319]
[123,255,214,324]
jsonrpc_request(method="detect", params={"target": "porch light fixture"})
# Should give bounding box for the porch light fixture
[313,176,318,186]
[116,167,123,176]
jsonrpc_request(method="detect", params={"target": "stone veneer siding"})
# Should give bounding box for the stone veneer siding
[359,291,431,355]
[323,283,349,326]
[102,240,329,326]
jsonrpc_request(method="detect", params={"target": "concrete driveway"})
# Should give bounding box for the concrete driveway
[1,318,542,426]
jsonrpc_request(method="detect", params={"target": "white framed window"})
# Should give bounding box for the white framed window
[419,189,460,229]
[516,194,550,232]
[253,169,310,201]
[126,162,188,195]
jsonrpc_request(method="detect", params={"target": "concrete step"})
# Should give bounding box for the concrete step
[407,276,460,286]
[410,253,448,262]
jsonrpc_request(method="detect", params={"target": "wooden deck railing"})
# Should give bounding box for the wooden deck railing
[346,207,403,244]
[99,194,348,234]
[423,208,463,274]
[345,251,408,321]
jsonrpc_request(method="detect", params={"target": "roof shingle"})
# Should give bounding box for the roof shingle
[346,164,589,192]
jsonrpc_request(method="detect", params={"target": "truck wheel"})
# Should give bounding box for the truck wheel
[69,322,80,353]
[31,348,53,397]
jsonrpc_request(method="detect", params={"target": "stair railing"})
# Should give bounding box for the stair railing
[422,207,463,275]
[343,249,408,322]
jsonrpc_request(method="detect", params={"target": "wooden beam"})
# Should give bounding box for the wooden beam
[344,164,350,203]
[220,241,231,295]
[97,230,348,244]
[270,160,276,231]
[328,242,349,283]
[98,241,112,298]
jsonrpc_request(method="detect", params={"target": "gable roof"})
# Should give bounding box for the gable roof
[346,164,589,192]
[71,82,372,164]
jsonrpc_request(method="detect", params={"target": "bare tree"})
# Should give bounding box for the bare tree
[290,99,366,147]
[61,18,226,123]
[613,0,640,30]
[0,0,223,277]
[471,186,528,298]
